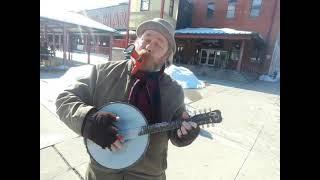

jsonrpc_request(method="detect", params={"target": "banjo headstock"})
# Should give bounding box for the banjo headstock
[190,108,222,128]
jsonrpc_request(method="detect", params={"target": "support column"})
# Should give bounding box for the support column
[97,35,100,54]
[160,0,165,18]
[109,35,113,61]
[87,34,91,64]
[68,33,71,60]
[126,0,132,46]
[58,34,61,50]
[236,40,245,72]
[63,23,67,64]
[53,33,56,50]
[44,24,48,45]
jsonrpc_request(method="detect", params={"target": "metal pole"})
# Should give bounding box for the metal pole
[126,0,131,46]
[109,34,113,61]
[68,33,71,61]
[58,34,61,51]
[44,24,48,45]
[63,23,67,67]
[53,32,56,50]
[87,34,90,64]
[236,40,245,72]
[160,0,165,18]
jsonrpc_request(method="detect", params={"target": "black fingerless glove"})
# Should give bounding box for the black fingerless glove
[170,125,200,147]
[81,108,119,149]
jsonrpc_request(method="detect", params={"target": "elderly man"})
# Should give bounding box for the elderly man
[56,18,200,180]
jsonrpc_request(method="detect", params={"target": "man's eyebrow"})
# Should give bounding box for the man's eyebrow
[144,32,152,37]
[144,32,164,43]
[157,37,164,43]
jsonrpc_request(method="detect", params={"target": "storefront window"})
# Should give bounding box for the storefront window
[230,51,240,61]
[208,52,215,65]
[200,51,207,64]
[250,47,262,63]
[230,42,240,61]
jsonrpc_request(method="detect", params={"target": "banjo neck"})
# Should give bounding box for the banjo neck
[138,110,222,136]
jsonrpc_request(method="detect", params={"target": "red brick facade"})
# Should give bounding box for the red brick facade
[191,0,279,73]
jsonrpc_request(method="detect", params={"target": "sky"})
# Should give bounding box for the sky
[40,0,128,12]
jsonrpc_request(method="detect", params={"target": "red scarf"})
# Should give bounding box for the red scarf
[128,69,164,124]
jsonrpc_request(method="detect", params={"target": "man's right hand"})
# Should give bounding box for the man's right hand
[82,109,123,151]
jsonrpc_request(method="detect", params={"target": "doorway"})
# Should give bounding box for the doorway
[199,49,229,68]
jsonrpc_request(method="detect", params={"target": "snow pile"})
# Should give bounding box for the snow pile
[259,73,280,82]
[165,65,205,89]
[53,65,70,70]
[45,65,94,101]
[57,65,94,90]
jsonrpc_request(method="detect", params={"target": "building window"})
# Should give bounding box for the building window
[226,0,237,18]
[169,0,174,17]
[250,0,263,17]
[207,2,215,18]
[140,0,150,11]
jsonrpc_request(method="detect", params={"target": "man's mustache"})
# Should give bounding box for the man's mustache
[137,49,153,62]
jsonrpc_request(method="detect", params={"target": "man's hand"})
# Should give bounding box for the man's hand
[177,112,198,138]
[82,110,124,151]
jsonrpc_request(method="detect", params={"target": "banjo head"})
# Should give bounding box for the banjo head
[85,102,149,170]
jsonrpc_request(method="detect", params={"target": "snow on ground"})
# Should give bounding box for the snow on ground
[40,65,94,113]
[165,64,205,89]
[259,74,280,82]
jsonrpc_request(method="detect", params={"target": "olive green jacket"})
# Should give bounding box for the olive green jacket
[55,60,199,180]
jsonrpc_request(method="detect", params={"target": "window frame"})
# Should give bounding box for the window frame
[169,0,174,17]
[140,0,150,11]
[226,0,237,19]
[207,2,215,19]
[249,0,263,17]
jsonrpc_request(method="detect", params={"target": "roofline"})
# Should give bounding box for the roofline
[175,34,253,40]
[40,16,117,34]
[78,2,128,12]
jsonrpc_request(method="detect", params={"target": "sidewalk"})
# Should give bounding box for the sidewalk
[40,70,280,180]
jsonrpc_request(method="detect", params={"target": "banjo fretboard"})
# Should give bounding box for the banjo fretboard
[138,110,222,135]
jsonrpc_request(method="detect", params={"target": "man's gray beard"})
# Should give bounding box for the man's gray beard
[150,64,162,72]
[143,58,164,72]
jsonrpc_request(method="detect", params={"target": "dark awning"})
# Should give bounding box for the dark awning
[175,27,264,43]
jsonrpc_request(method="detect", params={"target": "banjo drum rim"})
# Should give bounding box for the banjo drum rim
[84,101,150,170]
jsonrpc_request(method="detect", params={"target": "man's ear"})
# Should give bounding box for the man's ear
[161,50,172,66]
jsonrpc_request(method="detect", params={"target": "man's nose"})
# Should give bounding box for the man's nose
[145,43,154,53]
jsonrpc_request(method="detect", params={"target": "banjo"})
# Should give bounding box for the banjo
[84,102,222,170]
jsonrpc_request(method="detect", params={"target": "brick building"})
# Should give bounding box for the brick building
[176,0,279,76]
[73,0,181,53]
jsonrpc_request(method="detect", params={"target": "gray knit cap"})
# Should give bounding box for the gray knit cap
[136,18,176,65]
